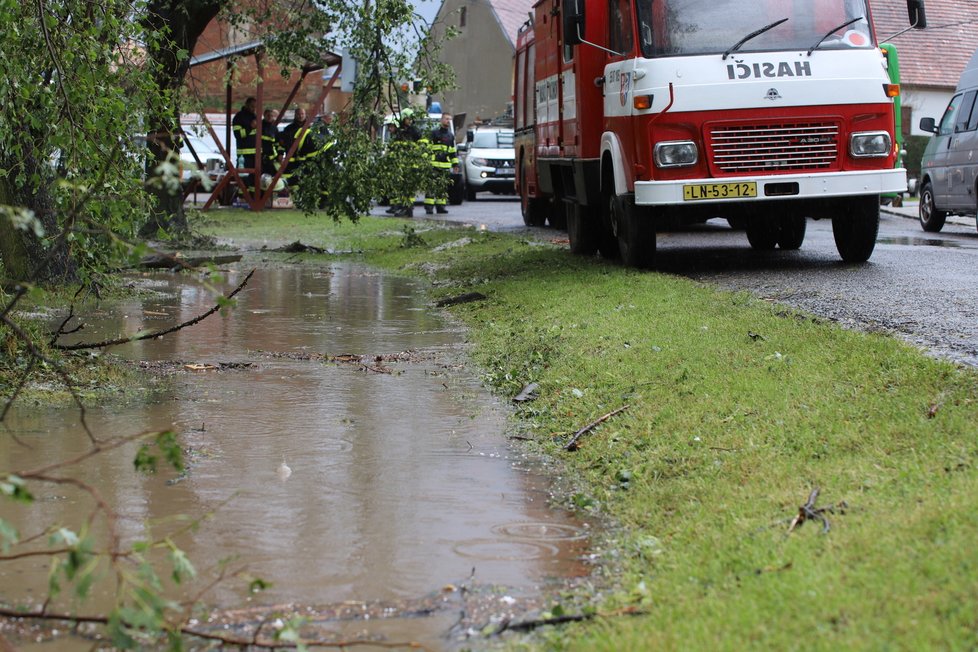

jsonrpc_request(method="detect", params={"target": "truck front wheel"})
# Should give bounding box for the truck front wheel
[833,195,880,263]
[608,192,655,268]
[777,215,807,250]
[746,216,779,250]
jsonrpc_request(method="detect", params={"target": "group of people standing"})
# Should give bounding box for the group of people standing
[386,109,460,218]
[231,97,333,192]
[229,97,459,214]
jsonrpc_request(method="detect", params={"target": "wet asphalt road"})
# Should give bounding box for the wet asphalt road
[372,196,978,368]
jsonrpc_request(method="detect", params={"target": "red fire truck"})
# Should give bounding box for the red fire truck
[514,0,927,267]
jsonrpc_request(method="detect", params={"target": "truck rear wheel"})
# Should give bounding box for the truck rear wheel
[833,195,880,263]
[519,164,547,226]
[567,202,600,255]
[608,192,655,268]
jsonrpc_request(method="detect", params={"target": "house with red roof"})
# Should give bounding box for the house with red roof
[870,0,978,135]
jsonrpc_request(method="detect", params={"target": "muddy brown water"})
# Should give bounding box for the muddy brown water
[0,264,593,650]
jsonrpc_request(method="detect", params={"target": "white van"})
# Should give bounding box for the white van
[918,48,978,232]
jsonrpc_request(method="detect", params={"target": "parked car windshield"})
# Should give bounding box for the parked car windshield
[471,129,514,148]
[636,0,873,58]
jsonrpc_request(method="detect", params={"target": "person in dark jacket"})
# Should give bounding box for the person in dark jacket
[388,108,424,217]
[260,108,280,177]
[231,97,257,179]
[424,113,459,214]
[278,107,307,157]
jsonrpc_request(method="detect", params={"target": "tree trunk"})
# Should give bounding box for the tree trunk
[0,161,76,284]
[141,0,226,238]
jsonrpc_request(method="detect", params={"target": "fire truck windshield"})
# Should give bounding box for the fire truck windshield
[637,0,873,58]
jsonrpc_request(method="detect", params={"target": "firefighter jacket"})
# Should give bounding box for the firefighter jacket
[429,126,458,170]
[232,108,257,156]
[283,127,334,178]
[260,119,280,163]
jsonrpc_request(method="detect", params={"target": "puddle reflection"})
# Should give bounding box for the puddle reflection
[1,264,591,647]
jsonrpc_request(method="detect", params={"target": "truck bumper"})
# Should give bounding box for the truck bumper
[634,169,908,206]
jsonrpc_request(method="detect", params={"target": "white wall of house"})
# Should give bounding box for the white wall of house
[902,88,954,135]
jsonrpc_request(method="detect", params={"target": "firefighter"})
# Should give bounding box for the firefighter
[283,117,335,206]
[231,97,258,185]
[424,113,458,214]
[388,108,423,217]
[260,108,280,176]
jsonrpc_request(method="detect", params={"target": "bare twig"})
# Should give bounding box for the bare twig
[564,405,630,451]
[0,308,95,442]
[0,607,429,650]
[786,488,847,535]
[52,269,255,351]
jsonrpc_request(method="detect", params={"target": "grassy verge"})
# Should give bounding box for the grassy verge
[203,209,978,649]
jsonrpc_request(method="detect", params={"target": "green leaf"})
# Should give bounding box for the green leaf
[134,445,158,473]
[1,475,34,503]
[0,518,19,552]
[168,545,196,584]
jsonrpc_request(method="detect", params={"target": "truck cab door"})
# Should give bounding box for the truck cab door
[602,0,638,184]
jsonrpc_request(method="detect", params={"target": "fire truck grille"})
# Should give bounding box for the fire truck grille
[707,122,840,174]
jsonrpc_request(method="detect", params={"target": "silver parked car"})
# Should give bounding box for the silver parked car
[460,126,515,201]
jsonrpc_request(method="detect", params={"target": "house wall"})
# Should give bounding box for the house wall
[430,0,515,128]
[187,18,349,118]
[902,88,953,136]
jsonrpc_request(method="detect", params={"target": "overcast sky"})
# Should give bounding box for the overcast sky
[413,0,440,26]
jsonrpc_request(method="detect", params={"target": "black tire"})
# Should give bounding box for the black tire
[549,197,568,230]
[746,215,778,250]
[519,165,547,226]
[465,183,477,202]
[833,195,880,263]
[777,215,807,250]
[607,191,655,268]
[726,216,747,230]
[567,202,600,255]
[918,181,947,232]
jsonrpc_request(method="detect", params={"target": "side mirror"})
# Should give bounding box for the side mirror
[919,117,937,134]
[457,143,469,153]
[907,0,927,29]
[562,0,585,47]
[466,130,474,143]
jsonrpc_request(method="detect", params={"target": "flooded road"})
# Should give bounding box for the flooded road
[1,264,591,649]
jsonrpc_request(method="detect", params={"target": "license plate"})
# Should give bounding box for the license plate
[683,182,757,201]
[496,168,515,176]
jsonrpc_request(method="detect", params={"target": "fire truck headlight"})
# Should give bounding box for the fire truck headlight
[850,132,891,158]
[654,141,698,168]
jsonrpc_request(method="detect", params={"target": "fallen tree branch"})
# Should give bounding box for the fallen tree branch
[435,292,487,308]
[564,405,630,451]
[786,488,847,535]
[138,253,243,269]
[270,240,328,254]
[0,607,429,650]
[52,269,255,351]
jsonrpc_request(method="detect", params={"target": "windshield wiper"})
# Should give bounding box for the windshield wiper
[807,17,864,55]
[722,18,789,60]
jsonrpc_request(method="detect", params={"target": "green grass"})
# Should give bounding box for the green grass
[193,209,978,648]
